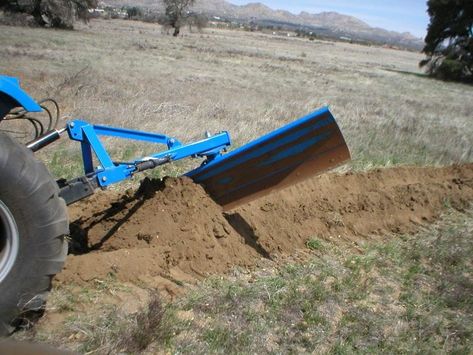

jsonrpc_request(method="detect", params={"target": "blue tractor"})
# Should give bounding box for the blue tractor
[0,75,350,334]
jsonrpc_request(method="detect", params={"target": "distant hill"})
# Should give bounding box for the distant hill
[102,0,424,49]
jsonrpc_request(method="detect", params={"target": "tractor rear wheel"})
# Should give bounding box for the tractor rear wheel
[0,132,68,336]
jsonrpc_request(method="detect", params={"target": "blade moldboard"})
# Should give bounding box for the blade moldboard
[187,107,350,209]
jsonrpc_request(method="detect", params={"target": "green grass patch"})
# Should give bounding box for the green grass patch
[306,238,324,251]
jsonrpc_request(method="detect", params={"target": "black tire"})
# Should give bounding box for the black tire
[0,132,68,336]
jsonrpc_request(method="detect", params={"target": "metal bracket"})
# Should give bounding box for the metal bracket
[65,119,231,191]
[58,175,99,205]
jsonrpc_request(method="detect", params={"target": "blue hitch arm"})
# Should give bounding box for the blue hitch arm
[59,119,231,204]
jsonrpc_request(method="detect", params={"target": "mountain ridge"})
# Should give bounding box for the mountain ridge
[102,0,424,49]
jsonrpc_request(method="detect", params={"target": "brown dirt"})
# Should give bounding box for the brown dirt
[58,164,473,295]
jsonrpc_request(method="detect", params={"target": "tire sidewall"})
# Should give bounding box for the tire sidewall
[0,132,68,334]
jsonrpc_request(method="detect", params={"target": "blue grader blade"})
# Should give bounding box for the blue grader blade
[187,107,351,210]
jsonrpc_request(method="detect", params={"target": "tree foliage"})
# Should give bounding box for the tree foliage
[1,0,97,29]
[126,6,143,20]
[162,0,195,36]
[186,13,207,32]
[421,0,473,82]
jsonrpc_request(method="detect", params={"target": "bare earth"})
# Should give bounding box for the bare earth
[60,164,473,295]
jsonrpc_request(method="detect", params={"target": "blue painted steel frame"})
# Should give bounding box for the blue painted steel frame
[66,120,231,187]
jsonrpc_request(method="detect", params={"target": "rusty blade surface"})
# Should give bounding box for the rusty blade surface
[187,107,351,210]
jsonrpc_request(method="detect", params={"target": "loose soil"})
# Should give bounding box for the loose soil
[59,164,473,296]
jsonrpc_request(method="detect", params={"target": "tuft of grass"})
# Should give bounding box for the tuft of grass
[46,146,83,180]
[119,294,174,352]
[65,293,177,354]
[306,238,324,251]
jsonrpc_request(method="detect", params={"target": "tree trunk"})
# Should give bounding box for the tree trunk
[173,25,180,37]
[32,0,46,27]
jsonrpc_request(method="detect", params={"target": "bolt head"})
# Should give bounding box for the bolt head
[102,176,107,182]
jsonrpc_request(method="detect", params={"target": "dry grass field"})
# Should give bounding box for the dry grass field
[1,19,472,178]
[1,19,473,354]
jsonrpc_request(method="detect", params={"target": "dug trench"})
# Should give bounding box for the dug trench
[59,164,473,296]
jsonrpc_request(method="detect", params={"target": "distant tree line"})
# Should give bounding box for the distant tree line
[1,0,207,35]
[0,0,97,29]
[125,5,208,36]
[421,0,472,83]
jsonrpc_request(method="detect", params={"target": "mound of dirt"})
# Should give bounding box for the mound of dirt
[62,177,261,295]
[59,164,473,295]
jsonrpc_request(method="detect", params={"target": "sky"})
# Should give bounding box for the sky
[228,0,430,38]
